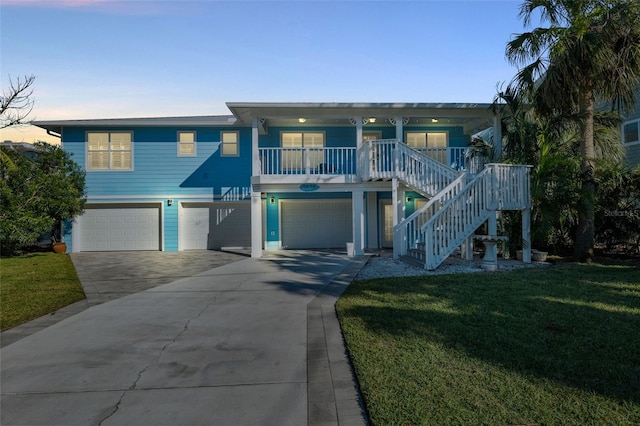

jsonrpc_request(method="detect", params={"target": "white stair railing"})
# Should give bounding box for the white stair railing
[394,142,461,197]
[395,164,531,270]
[363,139,460,197]
[394,172,468,257]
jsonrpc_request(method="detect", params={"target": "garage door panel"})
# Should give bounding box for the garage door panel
[281,200,352,249]
[181,202,250,250]
[77,205,160,251]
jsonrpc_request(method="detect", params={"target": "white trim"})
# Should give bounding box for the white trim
[86,194,221,200]
[366,192,378,249]
[74,202,163,252]
[177,131,197,157]
[404,130,450,149]
[85,131,134,172]
[221,130,240,157]
[71,217,79,253]
[160,201,165,251]
[251,191,262,258]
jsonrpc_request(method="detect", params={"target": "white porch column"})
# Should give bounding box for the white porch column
[488,211,497,237]
[392,179,401,259]
[393,116,404,141]
[252,117,260,175]
[366,192,378,249]
[352,190,365,256]
[493,115,502,161]
[522,208,531,263]
[251,118,262,258]
[461,236,474,260]
[355,117,363,149]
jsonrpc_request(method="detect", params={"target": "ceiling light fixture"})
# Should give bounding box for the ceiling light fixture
[369,117,376,123]
[298,118,306,123]
[431,118,439,123]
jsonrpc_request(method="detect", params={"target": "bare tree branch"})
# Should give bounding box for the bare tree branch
[1,75,36,129]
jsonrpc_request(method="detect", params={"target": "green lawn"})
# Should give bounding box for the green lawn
[1,253,85,331]
[337,262,640,425]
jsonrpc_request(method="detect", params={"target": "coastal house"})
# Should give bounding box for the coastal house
[34,102,532,270]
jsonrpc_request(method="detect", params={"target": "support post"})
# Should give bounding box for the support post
[394,116,404,142]
[252,118,260,176]
[366,192,378,249]
[461,236,474,260]
[493,115,502,161]
[251,118,262,258]
[392,178,399,259]
[522,208,531,263]
[355,117,363,150]
[488,211,497,237]
[352,190,365,256]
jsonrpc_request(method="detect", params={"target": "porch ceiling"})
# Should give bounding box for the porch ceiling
[226,102,499,134]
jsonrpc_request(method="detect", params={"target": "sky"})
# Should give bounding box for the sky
[0,0,529,143]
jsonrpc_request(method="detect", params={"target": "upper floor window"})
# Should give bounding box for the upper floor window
[87,132,132,171]
[406,131,448,164]
[221,131,239,156]
[281,131,325,169]
[362,131,382,142]
[623,119,639,145]
[405,131,448,149]
[178,131,196,156]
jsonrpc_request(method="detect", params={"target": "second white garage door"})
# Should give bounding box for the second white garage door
[181,202,251,250]
[281,200,352,249]
[76,204,161,251]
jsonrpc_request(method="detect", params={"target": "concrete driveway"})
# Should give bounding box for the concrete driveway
[0,250,369,425]
[1,250,251,348]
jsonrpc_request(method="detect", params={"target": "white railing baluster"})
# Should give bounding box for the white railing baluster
[258,147,358,176]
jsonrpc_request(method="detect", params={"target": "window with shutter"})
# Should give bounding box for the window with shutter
[87,132,132,171]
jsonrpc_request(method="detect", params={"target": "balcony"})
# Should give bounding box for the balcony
[254,147,358,184]
[254,142,486,186]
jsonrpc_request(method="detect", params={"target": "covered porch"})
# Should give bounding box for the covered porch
[224,102,519,264]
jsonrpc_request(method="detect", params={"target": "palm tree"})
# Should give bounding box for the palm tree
[505,0,640,261]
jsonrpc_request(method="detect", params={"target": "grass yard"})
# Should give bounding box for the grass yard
[337,262,640,425]
[1,253,85,331]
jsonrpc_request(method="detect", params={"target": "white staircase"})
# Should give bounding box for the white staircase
[362,139,461,197]
[361,139,531,270]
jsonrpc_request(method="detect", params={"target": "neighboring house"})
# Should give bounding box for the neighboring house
[33,102,532,269]
[622,96,640,168]
[0,140,41,161]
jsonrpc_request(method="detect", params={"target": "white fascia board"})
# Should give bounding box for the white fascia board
[226,102,498,124]
[33,115,238,132]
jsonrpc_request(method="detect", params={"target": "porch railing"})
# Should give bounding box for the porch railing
[257,143,486,178]
[259,147,357,175]
[415,147,490,172]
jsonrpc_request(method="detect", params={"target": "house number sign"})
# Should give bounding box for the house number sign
[299,184,320,192]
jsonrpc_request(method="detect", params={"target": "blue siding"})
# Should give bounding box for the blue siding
[265,195,279,245]
[60,121,472,252]
[164,202,178,251]
[63,126,251,199]
[258,125,467,148]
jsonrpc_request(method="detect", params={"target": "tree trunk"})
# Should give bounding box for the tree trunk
[575,89,596,262]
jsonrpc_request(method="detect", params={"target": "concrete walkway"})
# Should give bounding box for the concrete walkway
[1,250,369,425]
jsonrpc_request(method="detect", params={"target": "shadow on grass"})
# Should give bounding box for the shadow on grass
[340,262,640,404]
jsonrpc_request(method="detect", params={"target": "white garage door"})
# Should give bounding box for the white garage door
[181,202,251,250]
[76,204,160,251]
[281,200,352,249]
